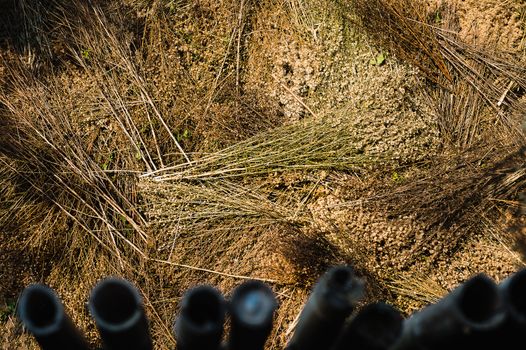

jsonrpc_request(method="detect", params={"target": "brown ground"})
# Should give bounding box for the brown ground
[453,0,524,50]
[1,0,525,349]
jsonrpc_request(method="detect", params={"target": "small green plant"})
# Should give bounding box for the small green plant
[176,128,191,142]
[0,301,16,322]
[370,52,386,66]
[166,0,182,13]
[81,48,91,60]
[101,151,115,170]
[433,10,442,24]
[391,171,404,183]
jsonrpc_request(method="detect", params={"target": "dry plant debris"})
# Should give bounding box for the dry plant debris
[352,0,526,146]
[1,0,525,349]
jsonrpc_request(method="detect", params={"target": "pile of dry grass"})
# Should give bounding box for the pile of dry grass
[0,1,335,348]
[1,0,526,349]
[0,0,280,257]
[352,0,526,147]
[373,146,526,262]
[0,64,147,257]
[343,0,526,311]
[350,0,526,239]
[141,115,381,182]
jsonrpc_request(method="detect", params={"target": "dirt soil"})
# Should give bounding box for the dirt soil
[1,0,525,349]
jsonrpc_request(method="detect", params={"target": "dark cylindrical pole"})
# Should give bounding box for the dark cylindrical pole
[174,285,226,350]
[332,302,403,350]
[495,268,526,349]
[285,265,365,350]
[88,277,152,350]
[18,284,89,350]
[227,280,277,350]
[391,273,505,350]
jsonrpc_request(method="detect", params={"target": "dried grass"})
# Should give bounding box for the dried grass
[1,0,525,348]
[142,115,380,182]
[63,2,190,169]
[373,145,526,265]
[0,63,148,258]
[137,175,355,348]
[350,0,526,276]
[1,1,342,348]
[141,180,311,231]
[387,273,447,307]
[351,0,452,85]
[352,0,526,147]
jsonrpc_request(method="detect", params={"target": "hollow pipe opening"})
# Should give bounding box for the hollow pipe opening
[327,267,352,290]
[89,278,142,330]
[333,302,402,350]
[19,284,63,335]
[458,274,500,325]
[355,303,403,341]
[320,266,363,313]
[504,269,526,323]
[182,286,224,328]
[231,281,277,327]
